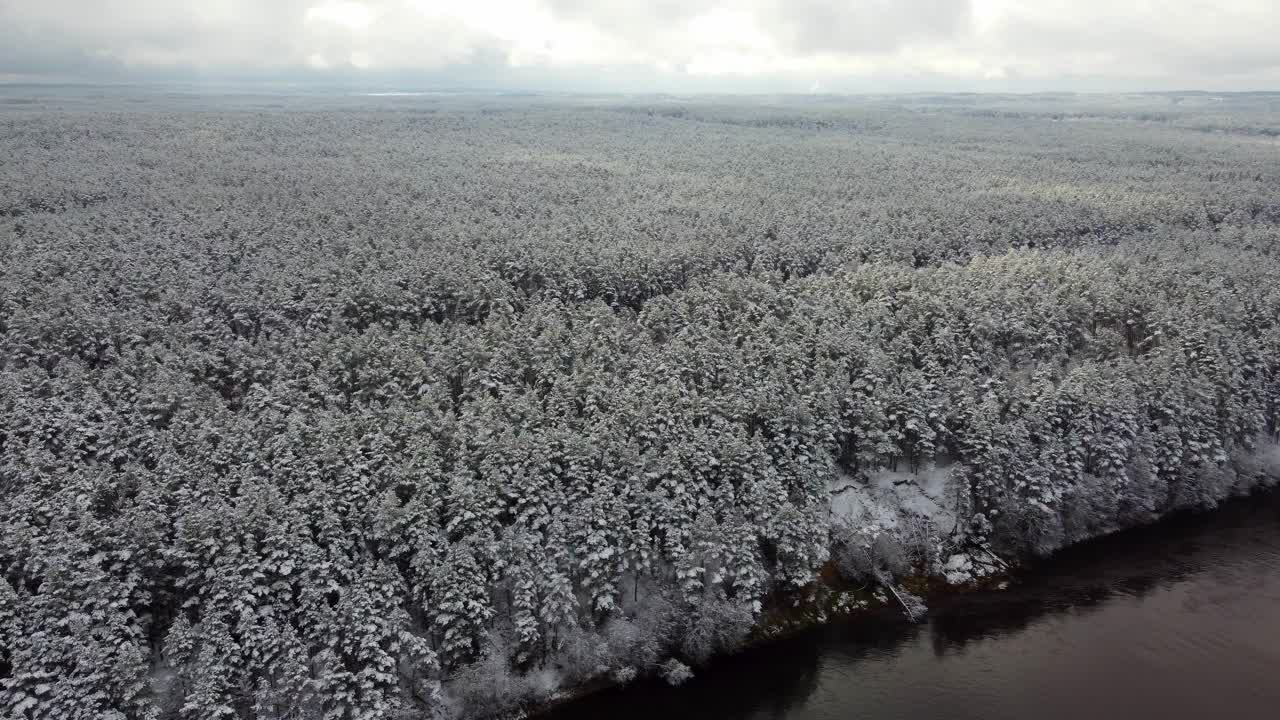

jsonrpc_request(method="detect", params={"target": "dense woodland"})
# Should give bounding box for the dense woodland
[2,90,1279,719]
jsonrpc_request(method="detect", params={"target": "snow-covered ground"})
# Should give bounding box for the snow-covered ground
[827,460,1004,584]
[830,438,1280,587]
[829,461,958,536]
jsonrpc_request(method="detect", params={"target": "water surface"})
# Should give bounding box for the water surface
[547,491,1280,720]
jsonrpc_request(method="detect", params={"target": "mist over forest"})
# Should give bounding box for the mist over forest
[2,90,1279,719]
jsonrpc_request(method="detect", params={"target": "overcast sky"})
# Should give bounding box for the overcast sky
[2,0,1279,92]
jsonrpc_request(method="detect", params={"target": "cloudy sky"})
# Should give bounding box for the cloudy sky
[2,0,1279,92]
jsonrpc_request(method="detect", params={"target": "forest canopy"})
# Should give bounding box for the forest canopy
[2,90,1279,719]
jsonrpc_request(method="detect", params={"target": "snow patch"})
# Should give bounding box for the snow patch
[942,553,974,584]
[830,459,957,535]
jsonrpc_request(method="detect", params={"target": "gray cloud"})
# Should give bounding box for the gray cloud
[1,0,313,78]
[759,0,973,56]
[544,0,705,33]
[969,1,1280,85]
[1,1,1279,91]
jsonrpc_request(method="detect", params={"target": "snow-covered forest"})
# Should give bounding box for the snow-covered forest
[2,91,1279,719]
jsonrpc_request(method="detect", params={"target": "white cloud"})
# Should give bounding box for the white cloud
[1,0,1278,89]
[306,1,375,31]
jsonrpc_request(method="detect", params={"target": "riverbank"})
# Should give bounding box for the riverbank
[532,475,1280,720]
[542,486,1280,720]
[520,556,1004,719]
[520,550,1011,718]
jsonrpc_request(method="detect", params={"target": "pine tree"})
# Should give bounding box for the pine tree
[428,542,494,669]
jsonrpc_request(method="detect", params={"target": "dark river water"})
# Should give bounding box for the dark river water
[546,491,1280,720]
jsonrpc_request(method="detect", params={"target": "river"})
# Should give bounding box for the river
[544,490,1280,720]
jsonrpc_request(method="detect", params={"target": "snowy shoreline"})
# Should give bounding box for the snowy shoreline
[530,446,1280,719]
[522,550,1006,719]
